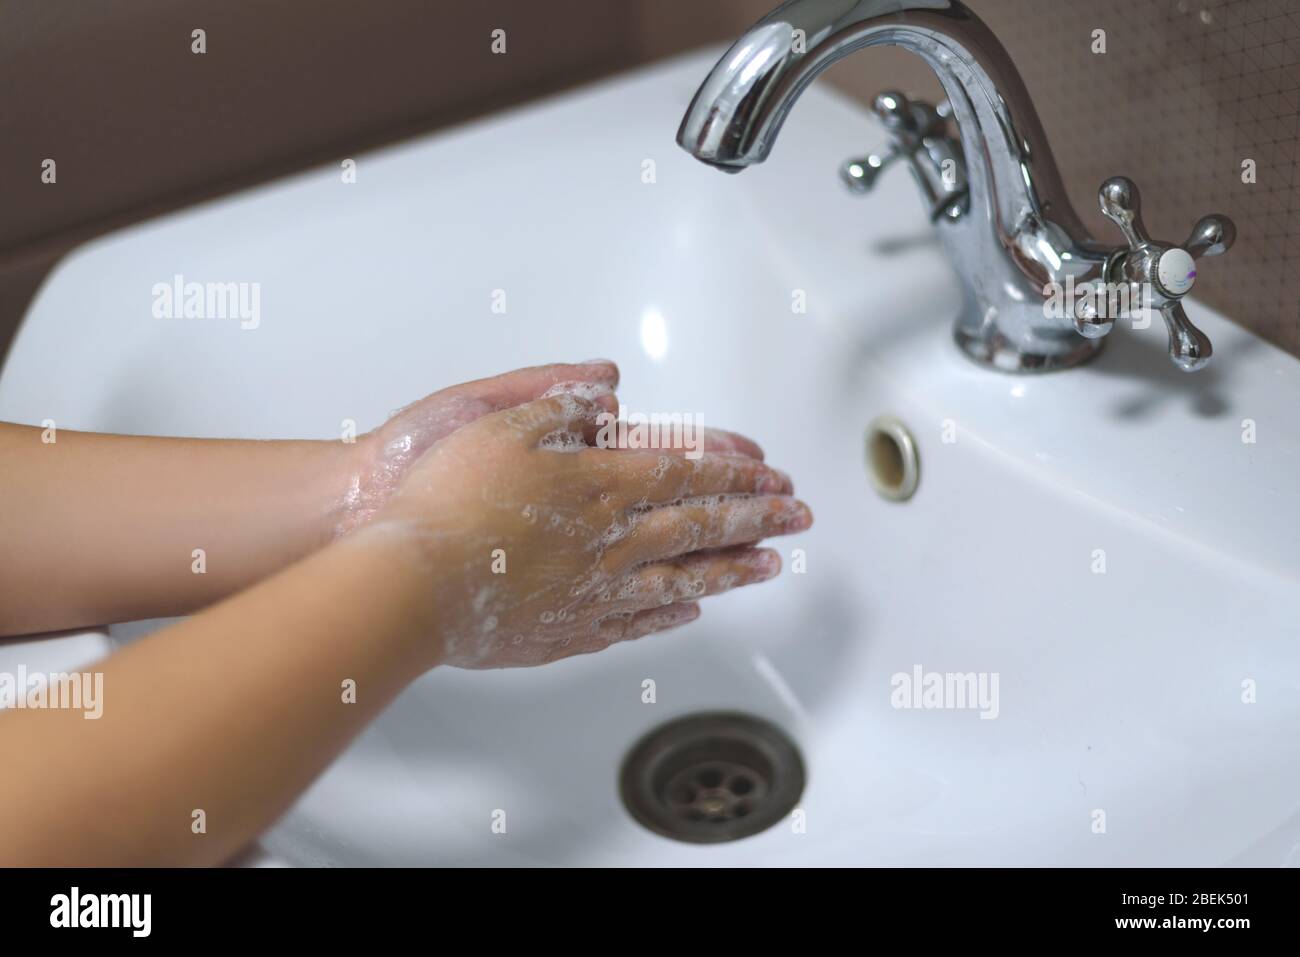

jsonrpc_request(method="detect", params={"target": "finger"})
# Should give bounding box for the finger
[581,450,793,504]
[463,360,620,408]
[500,393,608,446]
[383,361,620,449]
[603,495,812,568]
[595,546,780,610]
[599,423,764,460]
[593,601,702,646]
[700,428,764,460]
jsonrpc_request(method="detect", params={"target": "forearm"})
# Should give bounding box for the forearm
[0,526,436,866]
[0,423,353,635]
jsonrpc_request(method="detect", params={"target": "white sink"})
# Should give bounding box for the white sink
[4,50,1299,867]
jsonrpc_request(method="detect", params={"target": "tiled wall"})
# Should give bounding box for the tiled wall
[0,0,640,359]
[4,1,1296,359]
[765,0,1300,357]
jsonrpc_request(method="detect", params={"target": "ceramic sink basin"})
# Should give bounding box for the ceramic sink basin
[2,50,1299,866]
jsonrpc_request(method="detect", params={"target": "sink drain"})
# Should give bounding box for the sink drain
[619,712,805,844]
[865,415,920,502]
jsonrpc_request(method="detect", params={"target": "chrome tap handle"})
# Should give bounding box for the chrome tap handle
[841,150,898,193]
[841,92,928,191]
[841,91,967,220]
[1184,213,1236,259]
[1096,176,1235,372]
[1098,176,1151,249]
[1158,301,1214,372]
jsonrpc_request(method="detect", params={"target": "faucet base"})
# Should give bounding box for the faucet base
[953,320,1106,374]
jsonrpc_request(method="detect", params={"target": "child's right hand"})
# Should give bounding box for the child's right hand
[361,392,812,669]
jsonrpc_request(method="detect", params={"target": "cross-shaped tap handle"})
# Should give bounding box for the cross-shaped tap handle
[841,92,945,192]
[1097,176,1235,371]
[841,91,967,221]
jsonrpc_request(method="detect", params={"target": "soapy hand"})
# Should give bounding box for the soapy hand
[359,387,812,669]
[0,358,810,867]
[335,361,619,535]
[337,360,770,535]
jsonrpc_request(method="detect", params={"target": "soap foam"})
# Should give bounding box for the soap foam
[335,387,799,669]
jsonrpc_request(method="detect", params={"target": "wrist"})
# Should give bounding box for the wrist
[341,519,448,675]
[328,429,418,540]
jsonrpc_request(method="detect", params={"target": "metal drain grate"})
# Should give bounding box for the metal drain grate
[619,712,805,844]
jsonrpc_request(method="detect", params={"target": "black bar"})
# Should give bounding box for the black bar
[0,867,1289,942]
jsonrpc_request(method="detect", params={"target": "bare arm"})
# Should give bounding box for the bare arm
[0,388,810,866]
[0,528,433,865]
[0,423,347,635]
[0,361,631,636]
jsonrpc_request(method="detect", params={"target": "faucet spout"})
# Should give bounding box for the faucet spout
[677,0,1109,372]
[678,0,1087,242]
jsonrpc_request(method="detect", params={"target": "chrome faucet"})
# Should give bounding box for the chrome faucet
[676,0,1235,373]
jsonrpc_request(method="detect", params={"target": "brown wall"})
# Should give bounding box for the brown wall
[0,0,646,357]
[4,1,1297,360]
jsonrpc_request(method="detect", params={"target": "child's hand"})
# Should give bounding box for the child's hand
[362,393,812,669]
[336,360,621,535]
